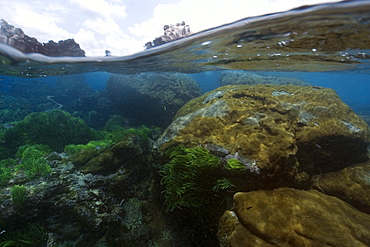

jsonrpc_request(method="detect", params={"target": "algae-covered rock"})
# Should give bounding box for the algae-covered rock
[2,109,99,153]
[218,188,370,247]
[106,72,202,127]
[73,134,144,175]
[155,85,370,184]
[311,161,370,213]
[220,71,311,86]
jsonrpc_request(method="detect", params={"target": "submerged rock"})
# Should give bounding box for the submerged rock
[311,161,370,213]
[220,71,311,86]
[0,146,172,246]
[154,84,370,186]
[106,72,202,128]
[0,19,85,56]
[218,188,370,247]
[77,134,146,175]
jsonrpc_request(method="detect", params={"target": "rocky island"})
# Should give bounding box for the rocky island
[144,21,192,49]
[0,19,85,57]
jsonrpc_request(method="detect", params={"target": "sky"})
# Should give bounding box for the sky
[0,0,341,56]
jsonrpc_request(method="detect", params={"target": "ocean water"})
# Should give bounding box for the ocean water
[0,0,370,246]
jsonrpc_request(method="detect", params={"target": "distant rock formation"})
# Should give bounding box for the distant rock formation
[106,72,202,128]
[0,19,85,57]
[220,71,311,86]
[145,21,191,49]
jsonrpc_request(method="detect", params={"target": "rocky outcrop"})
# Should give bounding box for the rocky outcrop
[0,134,173,246]
[218,188,370,247]
[0,19,85,56]
[154,84,370,186]
[145,21,191,49]
[311,161,370,213]
[106,72,202,128]
[220,71,311,86]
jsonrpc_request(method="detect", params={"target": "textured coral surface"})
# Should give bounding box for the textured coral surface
[218,188,370,247]
[155,85,370,182]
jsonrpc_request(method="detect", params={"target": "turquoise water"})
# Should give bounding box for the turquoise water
[0,1,370,246]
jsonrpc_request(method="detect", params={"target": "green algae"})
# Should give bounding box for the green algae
[15,145,51,179]
[0,223,47,247]
[1,109,99,154]
[0,159,15,185]
[225,159,247,171]
[10,185,27,207]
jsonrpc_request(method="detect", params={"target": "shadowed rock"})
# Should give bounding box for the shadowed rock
[311,161,370,213]
[218,188,370,247]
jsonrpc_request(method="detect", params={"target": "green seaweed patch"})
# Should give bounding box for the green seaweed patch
[225,158,247,171]
[160,145,224,211]
[102,125,158,146]
[0,159,16,185]
[212,178,236,192]
[15,144,51,159]
[2,109,100,153]
[159,145,261,211]
[0,223,47,247]
[15,145,51,179]
[10,185,27,207]
[64,139,112,155]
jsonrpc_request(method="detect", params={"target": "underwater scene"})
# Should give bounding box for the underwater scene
[0,1,370,246]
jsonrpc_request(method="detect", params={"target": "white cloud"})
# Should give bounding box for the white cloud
[13,8,71,42]
[83,17,121,36]
[69,0,127,18]
[74,28,100,55]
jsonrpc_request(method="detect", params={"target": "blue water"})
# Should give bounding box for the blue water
[1,69,369,123]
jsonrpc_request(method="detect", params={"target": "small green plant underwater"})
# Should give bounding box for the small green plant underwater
[0,159,16,185]
[65,124,159,156]
[160,145,247,211]
[0,223,47,247]
[15,145,52,179]
[10,185,27,207]
[0,144,52,185]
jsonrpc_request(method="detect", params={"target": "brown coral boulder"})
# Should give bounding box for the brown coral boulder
[311,161,370,213]
[154,84,370,184]
[218,188,370,247]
